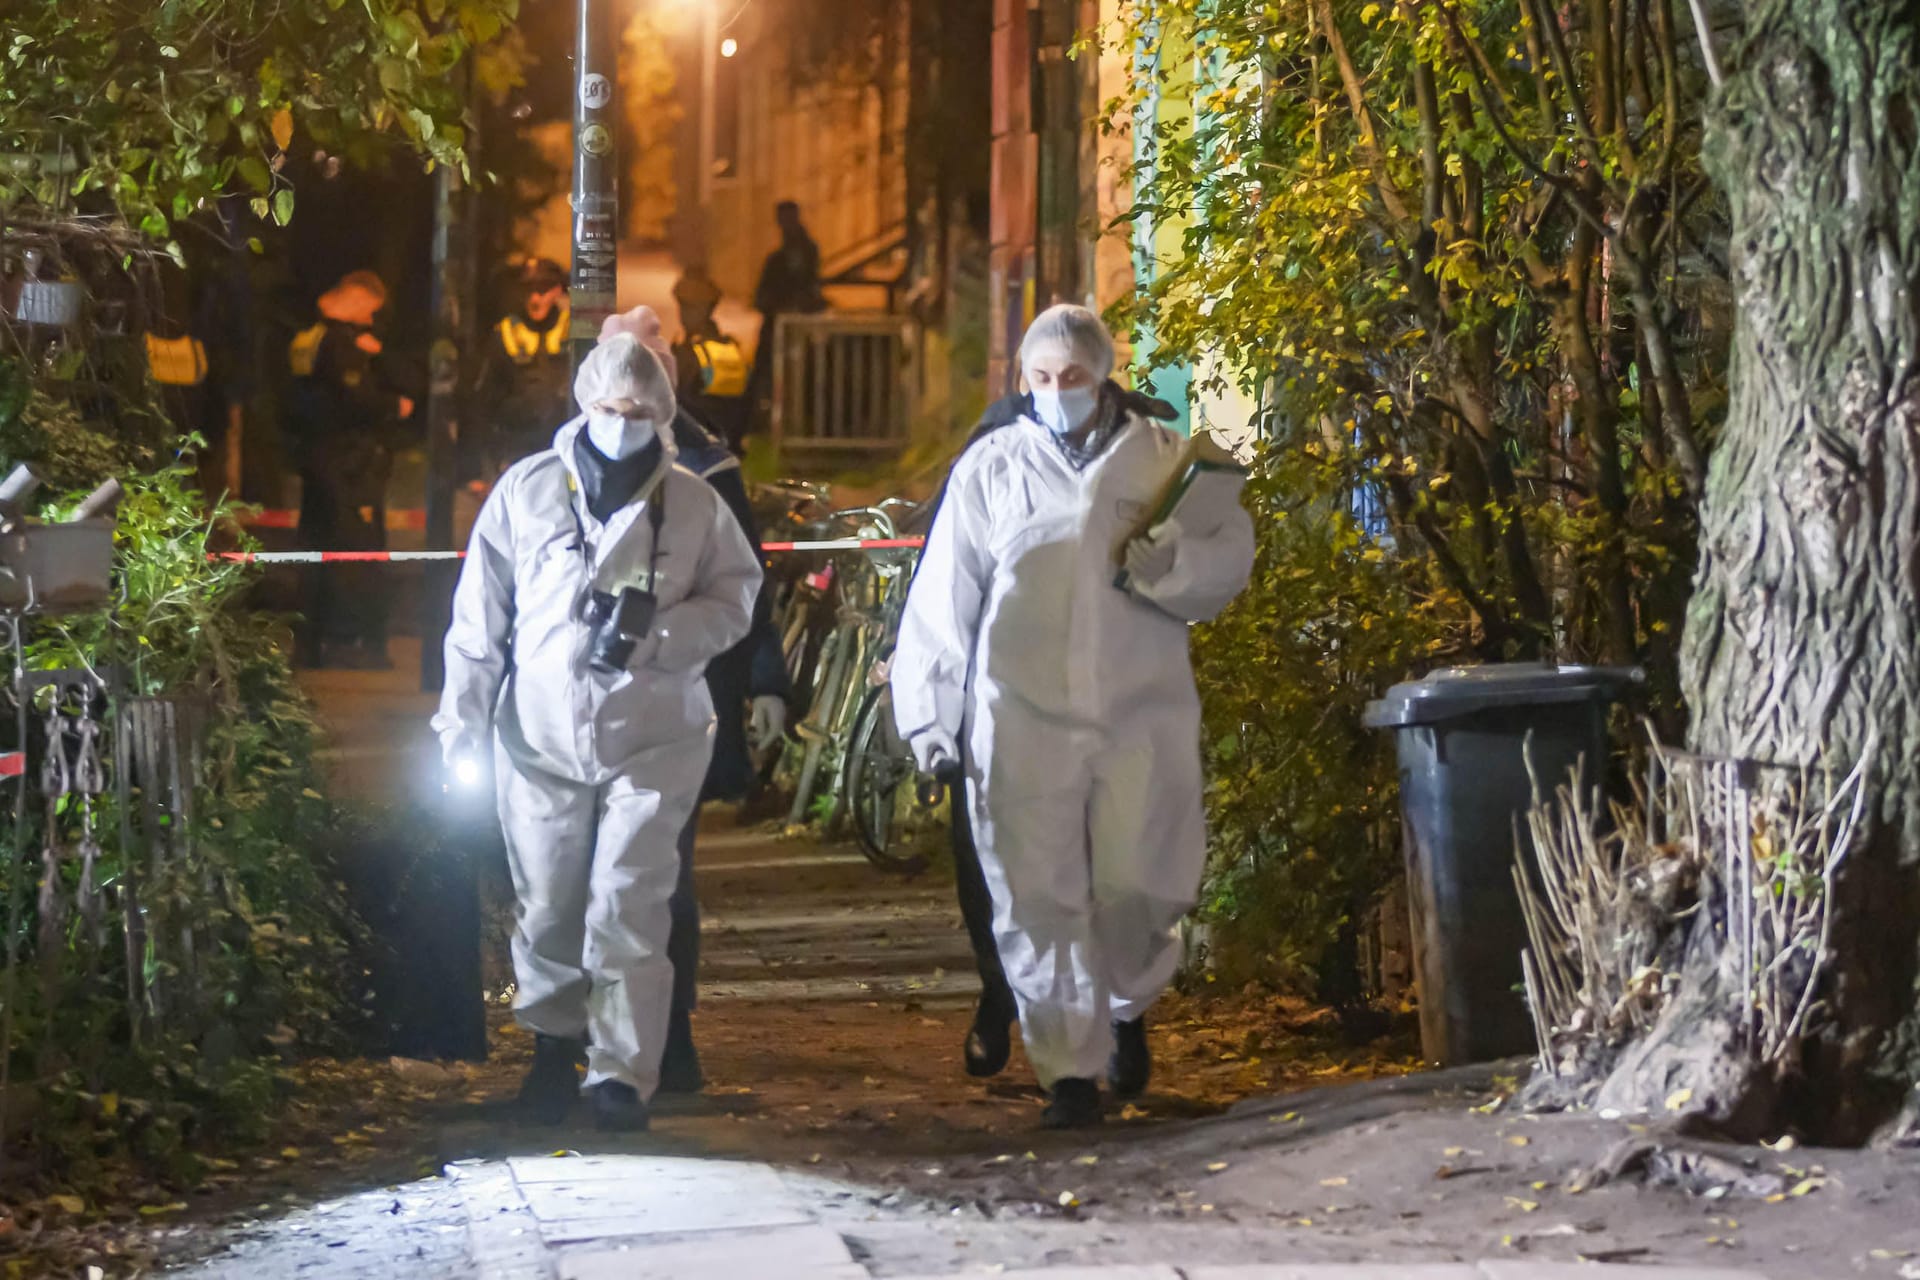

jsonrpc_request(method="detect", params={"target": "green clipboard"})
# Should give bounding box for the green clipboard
[1113,432,1247,591]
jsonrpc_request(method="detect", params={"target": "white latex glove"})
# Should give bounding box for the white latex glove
[442,733,485,790]
[1124,519,1182,590]
[911,729,958,777]
[749,695,787,750]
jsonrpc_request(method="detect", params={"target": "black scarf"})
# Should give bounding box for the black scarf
[574,432,665,524]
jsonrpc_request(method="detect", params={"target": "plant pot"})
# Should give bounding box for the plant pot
[0,520,114,614]
[13,279,82,328]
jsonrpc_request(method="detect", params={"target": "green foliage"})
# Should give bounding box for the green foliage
[1107,0,1725,678]
[0,0,525,242]
[0,449,369,1179]
[1107,0,1731,984]
[1194,447,1468,988]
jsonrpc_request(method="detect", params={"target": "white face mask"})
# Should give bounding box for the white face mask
[587,411,657,460]
[1031,384,1100,437]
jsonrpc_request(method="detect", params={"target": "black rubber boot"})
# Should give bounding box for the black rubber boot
[1040,1077,1103,1129]
[657,1007,705,1094]
[963,993,1016,1078]
[589,1081,651,1133]
[1108,1017,1150,1100]
[516,1034,583,1125]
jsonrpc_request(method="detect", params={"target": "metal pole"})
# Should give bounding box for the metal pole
[570,0,620,372]
[421,61,477,693]
[698,4,717,213]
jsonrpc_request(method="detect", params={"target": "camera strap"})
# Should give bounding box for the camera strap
[568,468,667,592]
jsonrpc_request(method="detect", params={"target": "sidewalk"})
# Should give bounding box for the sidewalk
[448,1151,1772,1280]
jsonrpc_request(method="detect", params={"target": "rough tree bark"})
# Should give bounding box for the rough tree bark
[1600,0,1920,1142]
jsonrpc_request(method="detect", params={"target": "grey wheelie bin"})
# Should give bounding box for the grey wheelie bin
[1364,664,1642,1066]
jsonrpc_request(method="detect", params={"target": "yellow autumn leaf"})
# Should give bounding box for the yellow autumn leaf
[271,108,294,152]
[139,1201,188,1217]
[1207,1161,1230,1172]
[1507,1135,1530,1147]
[1505,1196,1540,1213]
[1319,1176,1349,1187]
[1665,1087,1695,1111]
[47,1195,85,1215]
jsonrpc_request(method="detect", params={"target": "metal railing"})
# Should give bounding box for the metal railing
[770,313,916,455]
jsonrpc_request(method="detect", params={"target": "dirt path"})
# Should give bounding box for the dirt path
[19,647,1913,1276]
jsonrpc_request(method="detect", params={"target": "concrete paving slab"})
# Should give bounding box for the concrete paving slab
[508,1154,758,1185]
[556,1223,861,1280]
[894,1268,1772,1280]
[1476,1266,1767,1279]
[450,1160,556,1280]
[890,1270,1183,1280]
[1186,1268,1478,1279]
[531,1204,818,1245]
[507,1155,819,1243]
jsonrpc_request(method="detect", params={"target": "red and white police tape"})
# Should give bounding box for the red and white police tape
[215,536,925,564]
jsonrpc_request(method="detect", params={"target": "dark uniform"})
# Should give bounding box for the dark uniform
[473,262,574,474]
[747,204,828,430]
[661,407,792,1090]
[286,315,406,667]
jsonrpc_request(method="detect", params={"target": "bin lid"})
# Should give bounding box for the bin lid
[1362,662,1645,728]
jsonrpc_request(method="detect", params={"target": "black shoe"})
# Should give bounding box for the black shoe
[658,1008,705,1094]
[517,1034,583,1125]
[1040,1077,1103,1130]
[964,993,1015,1078]
[1109,1017,1150,1100]
[589,1081,650,1133]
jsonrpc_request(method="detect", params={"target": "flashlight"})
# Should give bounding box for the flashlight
[453,757,482,789]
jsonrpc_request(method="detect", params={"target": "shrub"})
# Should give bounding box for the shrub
[0,434,368,1177]
[1194,446,1470,995]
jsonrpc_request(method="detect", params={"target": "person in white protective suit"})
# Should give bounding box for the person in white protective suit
[434,334,761,1132]
[890,304,1255,1128]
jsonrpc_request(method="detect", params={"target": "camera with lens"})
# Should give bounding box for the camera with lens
[586,585,659,673]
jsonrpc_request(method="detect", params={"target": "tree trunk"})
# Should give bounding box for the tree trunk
[1612,0,1920,1141]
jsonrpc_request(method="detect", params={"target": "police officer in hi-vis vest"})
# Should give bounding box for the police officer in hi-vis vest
[474,257,573,475]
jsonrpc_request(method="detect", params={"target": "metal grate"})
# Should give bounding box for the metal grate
[770,314,916,454]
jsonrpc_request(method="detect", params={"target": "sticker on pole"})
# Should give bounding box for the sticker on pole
[580,123,613,157]
[580,74,613,110]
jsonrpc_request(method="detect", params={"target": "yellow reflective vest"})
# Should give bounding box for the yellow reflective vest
[497,308,569,362]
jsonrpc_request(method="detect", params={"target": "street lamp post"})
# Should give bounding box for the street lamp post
[570,0,620,368]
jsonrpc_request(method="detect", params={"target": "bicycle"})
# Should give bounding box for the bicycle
[781,505,910,828]
[839,667,946,874]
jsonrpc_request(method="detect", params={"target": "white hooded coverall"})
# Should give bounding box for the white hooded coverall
[434,416,761,1096]
[891,411,1255,1087]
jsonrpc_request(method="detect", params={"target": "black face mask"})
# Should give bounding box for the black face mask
[574,432,665,525]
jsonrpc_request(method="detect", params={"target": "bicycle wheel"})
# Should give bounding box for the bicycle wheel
[842,682,942,875]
